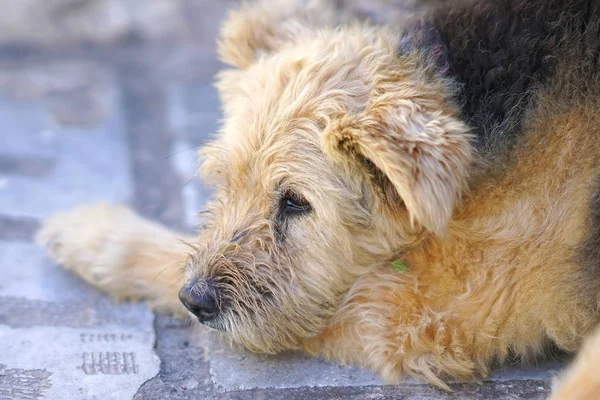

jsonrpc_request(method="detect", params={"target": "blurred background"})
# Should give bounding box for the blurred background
[0,1,561,399]
[0,0,233,234]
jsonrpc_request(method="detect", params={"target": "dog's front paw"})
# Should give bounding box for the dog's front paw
[36,203,138,292]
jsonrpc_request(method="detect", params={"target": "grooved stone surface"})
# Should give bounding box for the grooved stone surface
[0,243,160,400]
[0,326,159,400]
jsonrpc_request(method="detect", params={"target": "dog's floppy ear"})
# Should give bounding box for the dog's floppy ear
[218,0,336,69]
[323,100,473,236]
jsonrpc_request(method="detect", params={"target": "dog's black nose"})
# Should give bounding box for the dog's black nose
[178,280,219,322]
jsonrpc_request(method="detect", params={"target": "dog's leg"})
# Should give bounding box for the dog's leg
[36,203,192,315]
[549,325,600,400]
[302,272,479,390]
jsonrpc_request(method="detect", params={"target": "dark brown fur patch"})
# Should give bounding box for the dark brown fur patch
[424,0,600,158]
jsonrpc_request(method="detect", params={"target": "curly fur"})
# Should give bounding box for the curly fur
[37,0,600,398]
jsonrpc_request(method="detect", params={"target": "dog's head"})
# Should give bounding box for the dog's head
[179,3,473,353]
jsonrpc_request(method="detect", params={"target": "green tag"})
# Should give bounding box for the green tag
[392,260,410,271]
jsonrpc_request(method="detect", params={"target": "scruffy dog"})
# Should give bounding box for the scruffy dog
[38,0,600,397]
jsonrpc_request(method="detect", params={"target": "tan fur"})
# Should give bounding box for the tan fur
[37,0,600,397]
[307,101,600,388]
[37,203,191,315]
[550,325,600,400]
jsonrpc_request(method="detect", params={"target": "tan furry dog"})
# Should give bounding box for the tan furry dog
[38,0,600,397]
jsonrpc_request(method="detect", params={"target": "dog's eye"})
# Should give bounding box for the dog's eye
[281,192,311,217]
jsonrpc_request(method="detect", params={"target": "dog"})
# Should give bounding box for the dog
[37,0,600,397]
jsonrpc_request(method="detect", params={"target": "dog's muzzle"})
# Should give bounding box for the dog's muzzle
[178,279,220,323]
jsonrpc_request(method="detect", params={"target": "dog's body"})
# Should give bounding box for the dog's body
[38,0,600,397]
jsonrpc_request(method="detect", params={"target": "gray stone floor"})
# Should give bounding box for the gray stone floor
[0,1,570,399]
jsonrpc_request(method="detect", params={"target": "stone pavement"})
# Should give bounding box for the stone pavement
[0,1,569,399]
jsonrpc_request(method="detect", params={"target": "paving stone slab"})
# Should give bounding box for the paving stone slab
[0,326,159,400]
[0,242,160,400]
